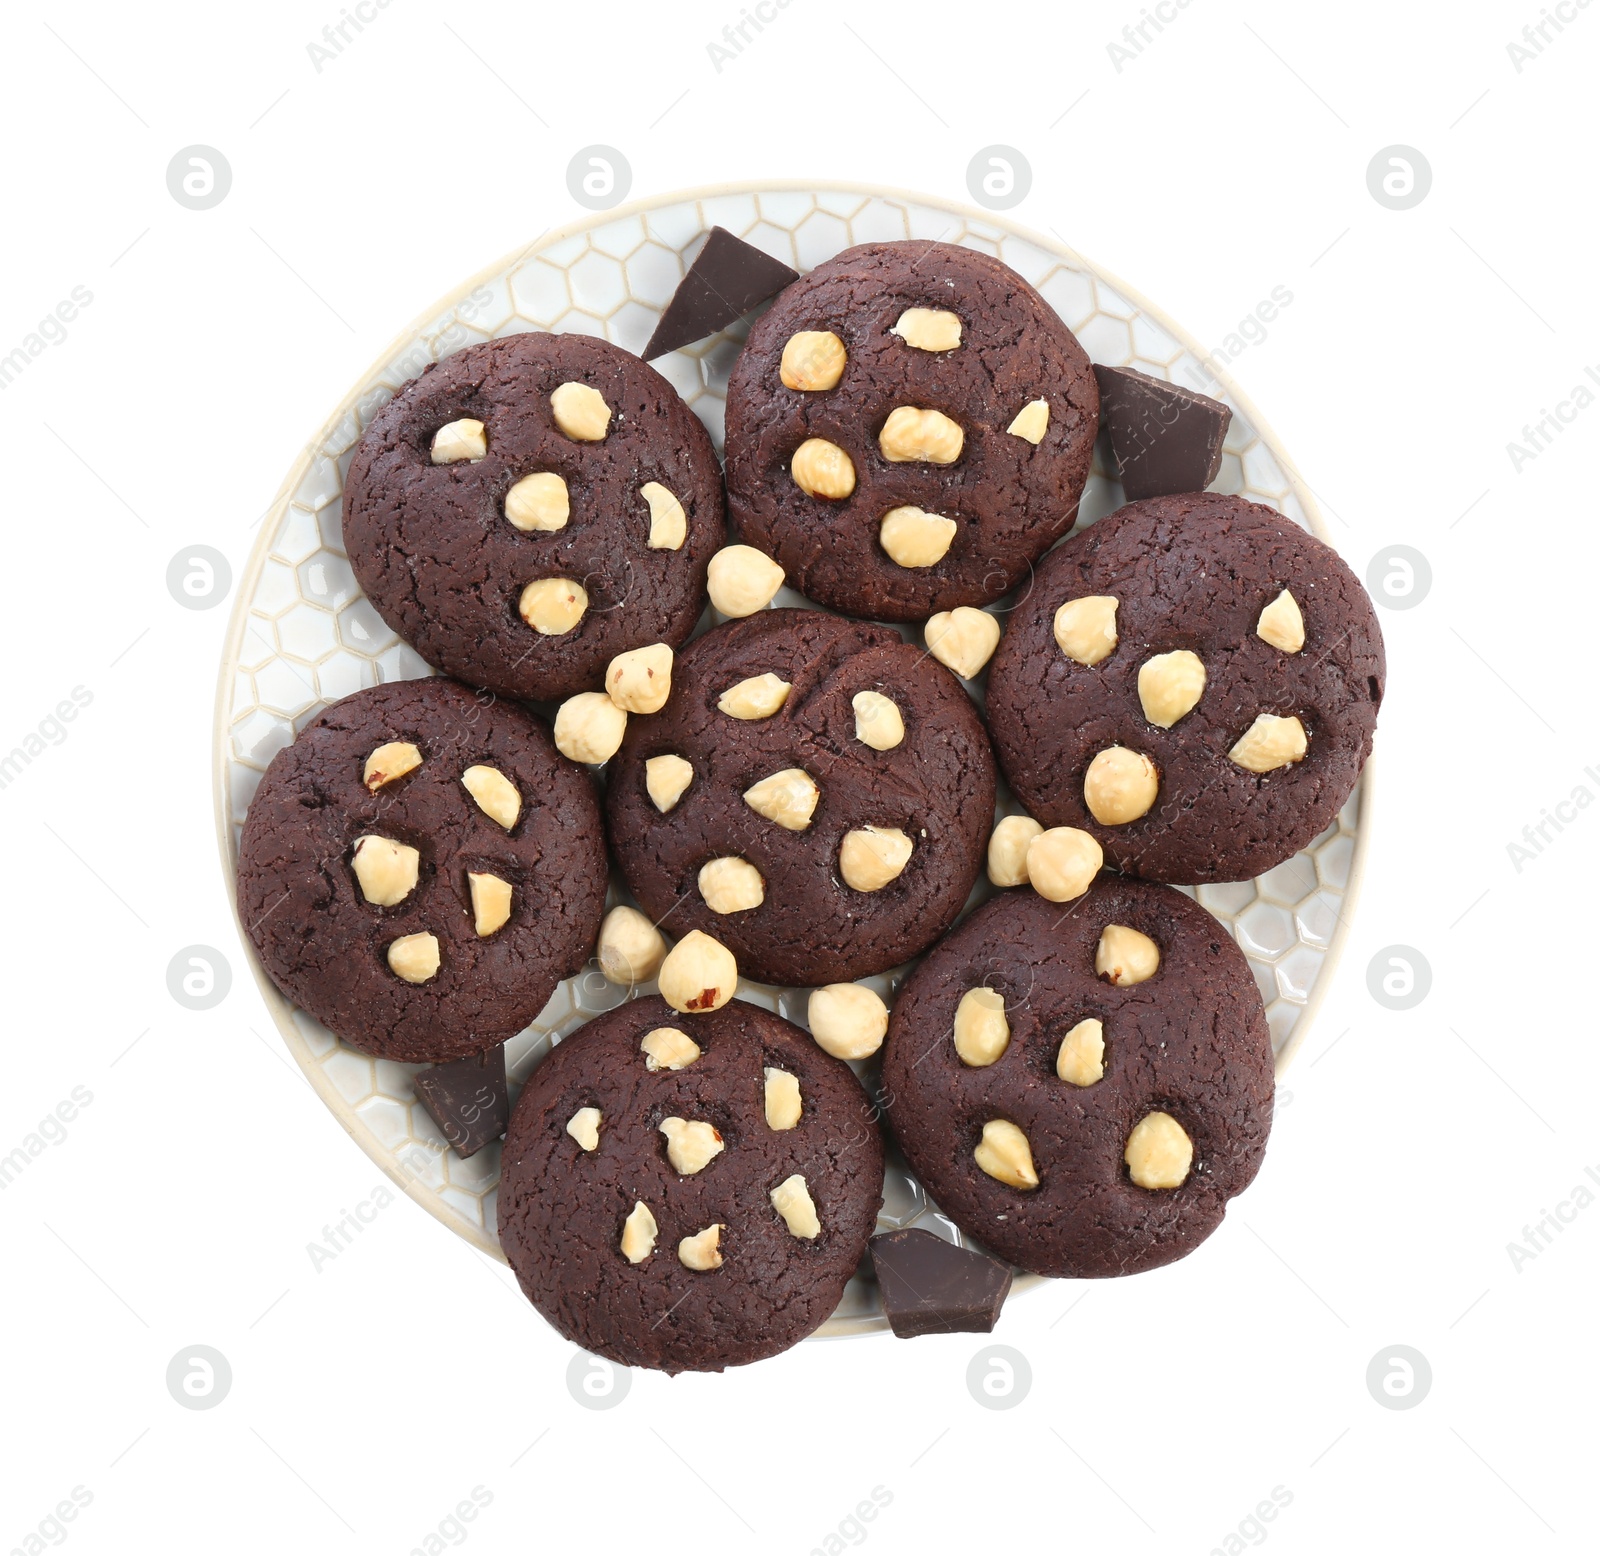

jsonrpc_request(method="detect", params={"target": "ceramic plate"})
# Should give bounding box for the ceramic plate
[214,182,1370,1337]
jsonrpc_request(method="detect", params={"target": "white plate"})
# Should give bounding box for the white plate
[213,181,1371,1338]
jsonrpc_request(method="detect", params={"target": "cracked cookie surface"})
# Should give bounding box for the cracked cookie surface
[723,241,1098,621]
[605,608,997,987]
[986,493,1384,884]
[236,678,606,1062]
[880,880,1274,1279]
[498,995,884,1373]
[343,332,722,701]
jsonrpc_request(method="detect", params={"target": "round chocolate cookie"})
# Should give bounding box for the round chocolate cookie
[498,994,885,1373]
[343,331,723,702]
[723,241,1098,621]
[986,493,1385,884]
[880,879,1274,1279]
[605,608,997,987]
[236,678,606,1062]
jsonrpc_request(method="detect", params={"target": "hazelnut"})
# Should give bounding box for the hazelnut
[742,768,819,831]
[640,1025,701,1071]
[1095,924,1160,987]
[879,406,964,464]
[597,905,666,985]
[770,1173,821,1239]
[839,825,913,892]
[504,471,569,532]
[1125,1111,1193,1189]
[363,740,422,792]
[519,576,587,636]
[1026,827,1103,903]
[974,1119,1039,1190]
[1054,595,1119,666]
[1055,1018,1105,1087]
[640,480,687,550]
[1229,714,1308,773]
[659,1116,724,1176]
[1005,398,1050,445]
[953,986,1010,1068]
[350,835,420,906]
[431,417,487,464]
[791,438,857,499]
[698,856,765,915]
[467,871,513,936]
[1083,746,1159,825]
[707,545,785,617]
[851,691,905,751]
[657,929,737,1013]
[645,753,694,813]
[1138,650,1206,728]
[717,673,791,720]
[1257,588,1305,653]
[606,642,673,715]
[620,1200,657,1263]
[925,607,1000,679]
[550,381,611,442]
[890,307,962,352]
[807,983,888,1060]
[553,692,628,764]
[987,815,1044,888]
[386,932,440,985]
[566,1106,602,1151]
[780,330,847,392]
[763,1066,802,1131]
[678,1223,725,1271]
[879,505,957,568]
[461,764,521,830]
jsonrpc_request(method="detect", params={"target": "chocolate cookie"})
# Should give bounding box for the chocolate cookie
[880,880,1274,1279]
[723,241,1098,621]
[343,332,723,702]
[498,994,884,1373]
[985,493,1384,883]
[236,678,606,1062]
[605,608,997,987]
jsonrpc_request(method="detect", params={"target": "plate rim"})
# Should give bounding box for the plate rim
[211,176,1375,1319]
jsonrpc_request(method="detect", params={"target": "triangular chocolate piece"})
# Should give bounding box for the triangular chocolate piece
[870,1228,1013,1338]
[413,1045,508,1159]
[1095,364,1232,501]
[642,227,798,360]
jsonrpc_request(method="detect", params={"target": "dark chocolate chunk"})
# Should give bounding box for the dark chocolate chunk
[869,1228,1013,1338]
[413,1045,508,1158]
[1094,364,1232,500]
[642,227,798,359]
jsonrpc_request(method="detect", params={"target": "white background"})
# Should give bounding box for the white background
[2,0,1597,1551]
